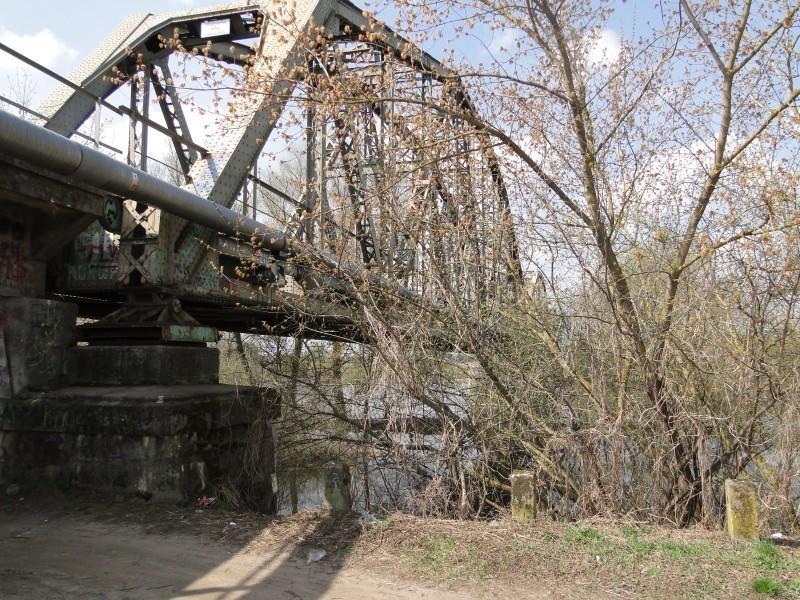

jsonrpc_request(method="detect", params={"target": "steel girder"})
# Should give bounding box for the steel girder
[40,0,520,310]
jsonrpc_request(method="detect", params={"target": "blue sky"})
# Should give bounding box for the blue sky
[0,0,657,169]
[0,0,657,99]
[0,1,269,163]
[0,1,222,103]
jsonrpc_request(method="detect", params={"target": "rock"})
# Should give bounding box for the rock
[135,489,153,501]
[6,483,20,497]
[307,549,326,564]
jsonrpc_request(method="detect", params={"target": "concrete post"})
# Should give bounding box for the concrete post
[511,470,537,521]
[323,462,352,511]
[725,478,759,542]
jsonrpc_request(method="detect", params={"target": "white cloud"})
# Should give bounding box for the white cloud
[170,0,196,6]
[587,28,621,67]
[0,28,78,72]
[489,28,516,55]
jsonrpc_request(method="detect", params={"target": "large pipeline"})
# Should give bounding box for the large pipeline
[0,108,292,254]
[0,109,420,303]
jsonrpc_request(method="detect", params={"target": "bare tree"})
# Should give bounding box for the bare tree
[178,0,800,526]
[1,68,38,119]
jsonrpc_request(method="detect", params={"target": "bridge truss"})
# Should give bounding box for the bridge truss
[0,0,521,341]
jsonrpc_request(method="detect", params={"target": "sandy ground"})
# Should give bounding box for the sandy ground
[0,502,470,600]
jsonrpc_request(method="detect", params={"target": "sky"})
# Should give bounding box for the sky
[0,0,656,170]
[0,1,226,105]
[0,0,656,101]
[0,1,267,169]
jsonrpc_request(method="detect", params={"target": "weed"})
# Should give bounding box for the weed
[752,576,780,596]
[752,541,787,571]
[658,541,710,559]
[620,524,641,539]
[538,530,556,542]
[114,494,124,504]
[324,514,338,526]
[422,534,457,568]
[627,538,658,557]
[567,525,610,546]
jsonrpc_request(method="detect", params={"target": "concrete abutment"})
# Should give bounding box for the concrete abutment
[0,297,280,509]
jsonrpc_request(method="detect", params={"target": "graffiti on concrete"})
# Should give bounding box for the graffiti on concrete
[65,222,120,288]
[0,217,28,289]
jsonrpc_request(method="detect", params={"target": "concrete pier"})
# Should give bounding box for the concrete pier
[0,384,279,509]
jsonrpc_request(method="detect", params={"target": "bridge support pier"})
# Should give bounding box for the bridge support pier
[0,384,278,509]
[1,334,280,510]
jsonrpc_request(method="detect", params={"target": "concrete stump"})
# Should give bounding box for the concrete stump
[323,462,352,511]
[511,470,537,521]
[725,478,759,542]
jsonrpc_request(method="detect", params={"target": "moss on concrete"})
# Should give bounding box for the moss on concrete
[511,470,537,521]
[725,478,759,542]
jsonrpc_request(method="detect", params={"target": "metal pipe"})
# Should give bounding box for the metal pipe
[0,95,122,154]
[0,109,421,303]
[0,108,291,254]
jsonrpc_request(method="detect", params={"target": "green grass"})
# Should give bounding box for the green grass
[565,525,611,554]
[752,576,780,596]
[371,518,394,531]
[748,541,800,598]
[753,541,788,571]
[400,521,800,598]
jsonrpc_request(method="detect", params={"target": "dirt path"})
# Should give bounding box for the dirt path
[0,506,474,600]
[5,492,788,599]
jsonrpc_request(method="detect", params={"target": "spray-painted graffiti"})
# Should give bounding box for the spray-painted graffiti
[0,243,27,288]
[65,222,120,288]
[0,217,29,290]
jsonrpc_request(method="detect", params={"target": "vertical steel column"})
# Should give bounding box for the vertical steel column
[305,103,319,245]
[252,163,258,219]
[140,70,150,173]
[127,84,138,167]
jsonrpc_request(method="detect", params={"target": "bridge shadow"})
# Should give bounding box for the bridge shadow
[171,509,364,600]
[0,491,370,600]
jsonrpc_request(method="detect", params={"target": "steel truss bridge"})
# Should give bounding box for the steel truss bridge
[0,0,521,343]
